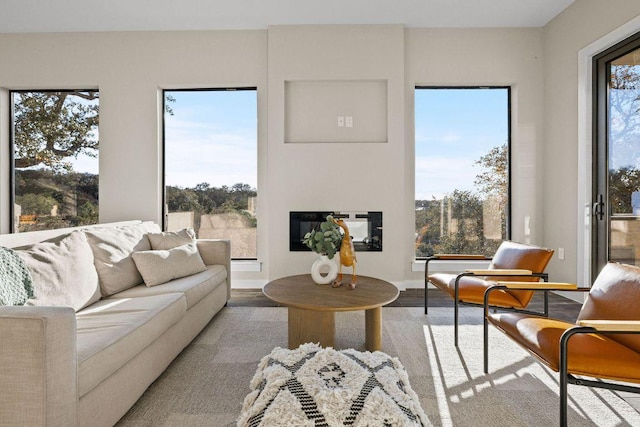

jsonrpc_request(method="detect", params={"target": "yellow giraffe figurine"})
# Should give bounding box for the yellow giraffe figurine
[331,217,357,289]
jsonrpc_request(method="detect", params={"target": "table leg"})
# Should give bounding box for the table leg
[365,307,382,351]
[288,307,335,349]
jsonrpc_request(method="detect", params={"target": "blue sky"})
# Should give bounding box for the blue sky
[72,89,258,184]
[164,90,258,189]
[415,88,509,200]
[73,87,507,198]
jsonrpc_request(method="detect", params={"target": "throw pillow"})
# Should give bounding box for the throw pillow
[147,228,196,250]
[0,246,34,306]
[132,242,207,287]
[17,231,101,312]
[85,222,161,296]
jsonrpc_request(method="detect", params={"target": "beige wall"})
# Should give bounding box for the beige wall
[0,30,270,287]
[1,6,639,288]
[0,30,268,226]
[405,28,545,285]
[266,25,406,282]
[542,0,640,287]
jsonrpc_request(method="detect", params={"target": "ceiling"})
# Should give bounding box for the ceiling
[0,0,575,34]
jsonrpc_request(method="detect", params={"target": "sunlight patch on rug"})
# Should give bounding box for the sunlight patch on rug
[423,323,640,427]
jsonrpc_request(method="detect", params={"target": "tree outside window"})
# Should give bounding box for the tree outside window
[608,56,640,214]
[11,90,99,232]
[415,87,509,257]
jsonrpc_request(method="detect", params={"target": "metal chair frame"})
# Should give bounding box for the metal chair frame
[560,328,640,426]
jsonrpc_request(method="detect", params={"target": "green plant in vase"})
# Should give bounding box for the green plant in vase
[302,215,343,259]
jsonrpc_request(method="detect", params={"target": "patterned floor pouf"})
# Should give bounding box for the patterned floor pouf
[237,343,431,427]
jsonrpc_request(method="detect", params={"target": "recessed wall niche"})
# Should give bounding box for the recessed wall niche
[284,80,388,143]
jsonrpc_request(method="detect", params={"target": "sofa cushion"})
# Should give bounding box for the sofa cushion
[147,228,195,250]
[75,293,186,397]
[132,242,207,287]
[85,222,161,296]
[17,231,101,312]
[109,265,227,309]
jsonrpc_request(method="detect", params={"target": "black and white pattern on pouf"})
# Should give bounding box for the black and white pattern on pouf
[237,343,431,427]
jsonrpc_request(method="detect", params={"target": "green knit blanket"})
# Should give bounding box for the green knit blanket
[0,246,34,306]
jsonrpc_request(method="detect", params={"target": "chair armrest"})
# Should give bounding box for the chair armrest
[497,281,578,290]
[196,239,231,299]
[577,320,640,332]
[466,269,532,276]
[0,306,78,426]
[483,282,587,317]
[491,282,589,291]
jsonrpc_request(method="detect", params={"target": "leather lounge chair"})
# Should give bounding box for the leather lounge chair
[484,262,640,426]
[425,241,554,346]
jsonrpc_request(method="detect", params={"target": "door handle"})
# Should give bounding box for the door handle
[593,194,605,221]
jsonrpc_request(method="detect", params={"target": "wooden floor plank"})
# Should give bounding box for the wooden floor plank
[229,288,583,323]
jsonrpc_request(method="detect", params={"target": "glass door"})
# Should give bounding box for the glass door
[594,33,640,278]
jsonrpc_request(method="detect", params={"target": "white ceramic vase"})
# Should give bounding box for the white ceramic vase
[310,255,338,285]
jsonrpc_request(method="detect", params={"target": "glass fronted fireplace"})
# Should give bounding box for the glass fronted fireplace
[289,211,382,252]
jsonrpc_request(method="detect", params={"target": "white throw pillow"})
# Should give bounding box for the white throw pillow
[85,222,161,296]
[17,231,101,312]
[147,228,196,250]
[132,242,207,287]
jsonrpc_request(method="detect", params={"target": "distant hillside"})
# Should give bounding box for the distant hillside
[15,169,98,230]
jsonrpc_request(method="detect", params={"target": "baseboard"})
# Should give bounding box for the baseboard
[232,280,267,289]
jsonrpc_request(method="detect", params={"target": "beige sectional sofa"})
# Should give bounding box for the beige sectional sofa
[0,220,230,427]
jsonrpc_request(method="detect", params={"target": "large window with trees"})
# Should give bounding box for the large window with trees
[163,88,257,259]
[415,87,510,257]
[593,31,640,275]
[11,90,99,232]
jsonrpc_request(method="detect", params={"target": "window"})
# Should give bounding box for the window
[163,88,258,259]
[415,87,510,257]
[11,90,99,232]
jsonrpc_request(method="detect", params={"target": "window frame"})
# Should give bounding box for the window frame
[161,86,258,260]
[414,85,512,259]
[591,30,640,279]
[9,88,100,233]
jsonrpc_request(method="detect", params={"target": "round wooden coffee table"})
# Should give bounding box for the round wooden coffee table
[263,274,399,351]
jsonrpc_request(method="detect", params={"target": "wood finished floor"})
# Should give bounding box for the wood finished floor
[229,288,583,323]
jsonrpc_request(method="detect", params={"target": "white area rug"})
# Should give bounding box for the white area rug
[237,343,431,427]
[116,307,640,426]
